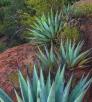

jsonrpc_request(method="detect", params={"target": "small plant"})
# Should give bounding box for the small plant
[0,65,92,102]
[60,40,92,68]
[63,25,80,41]
[38,45,59,70]
[72,3,92,17]
[28,10,64,46]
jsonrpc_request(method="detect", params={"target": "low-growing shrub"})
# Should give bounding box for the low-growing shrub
[73,3,92,17]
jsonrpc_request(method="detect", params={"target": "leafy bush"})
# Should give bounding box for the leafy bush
[72,3,92,17]
[0,65,92,102]
[63,25,80,41]
[60,40,92,68]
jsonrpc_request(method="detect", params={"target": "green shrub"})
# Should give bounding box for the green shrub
[63,26,80,41]
[0,65,91,102]
[72,3,92,17]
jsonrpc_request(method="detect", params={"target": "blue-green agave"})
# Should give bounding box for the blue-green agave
[60,40,92,68]
[0,65,92,102]
[28,10,64,45]
[38,46,59,70]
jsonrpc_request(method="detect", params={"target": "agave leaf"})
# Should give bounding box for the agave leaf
[31,29,47,39]
[0,89,13,102]
[74,90,87,102]
[40,69,47,102]
[15,90,22,102]
[55,66,65,102]
[69,75,91,102]
[38,48,47,65]
[27,78,33,102]
[18,71,28,102]
[62,76,73,102]
[74,41,84,58]
[60,41,66,60]
[50,45,55,65]
[40,69,45,88]
[47,82,55,102]
[78,57,92,66]
[55,65,65,95]
[46,72,51,97]
[72,50,90,67]
[37,80,41,102]
[32,65,38,99]
[0,98,4,102]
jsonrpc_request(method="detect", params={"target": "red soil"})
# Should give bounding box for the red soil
[0,44,37,99]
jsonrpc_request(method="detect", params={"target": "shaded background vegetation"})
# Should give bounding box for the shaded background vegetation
[0,0,80,51]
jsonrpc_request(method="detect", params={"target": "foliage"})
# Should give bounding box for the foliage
[28,10,64,46]
[0,65,92,102]
[0,43,7,52]
[0,0,11,23]
[72,3,92,17]
[0,0,80,48]
[60,40,92,68]
[63,25,80,41]
[38,46,59,70]
[0,0,27,47]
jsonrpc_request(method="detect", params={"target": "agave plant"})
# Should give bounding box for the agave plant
[60,40,92,68]
[0,65,92,102]
[28,10,64,45]
[37,45,59,70]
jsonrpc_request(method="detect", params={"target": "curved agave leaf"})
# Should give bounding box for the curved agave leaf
[69,74,91,102]
[0,89,13,102]
[61,76,73,102]
[18,71,28,102]
[47,82,55,102]
[15,90,22,102]
[27,78,33,102]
